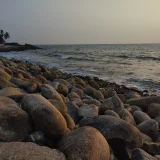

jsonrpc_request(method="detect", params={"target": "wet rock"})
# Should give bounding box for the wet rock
[137,120,159,141]
[66,102,80,124]
[79,115,143,148]
[48,99,67,116]
[22,94,67,138]
[0,142,66,160]
[0,96,31,141]
[58,126,110,160]
[126,96,160,111]
[118,109,136,126]
[58,83,68,96]
[0,87,22,96]
[104,110,120,118]
[148,103,160,118]
[126,105,142,114]
[64,113,75,130]
[131,148,156,160]
[78,104,99,118]
[133,111,151,125]
[40,84,64,102]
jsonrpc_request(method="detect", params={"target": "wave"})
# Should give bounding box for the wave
[59,55,96,62]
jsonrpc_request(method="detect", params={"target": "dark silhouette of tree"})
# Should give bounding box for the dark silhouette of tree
[0,29,10,44]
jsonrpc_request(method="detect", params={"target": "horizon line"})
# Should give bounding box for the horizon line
[33,42,160,46]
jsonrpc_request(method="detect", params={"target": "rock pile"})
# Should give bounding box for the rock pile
[0,56,159,159]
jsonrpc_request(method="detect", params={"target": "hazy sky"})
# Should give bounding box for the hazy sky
[1,0,160,44]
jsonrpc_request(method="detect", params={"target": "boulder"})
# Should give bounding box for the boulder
[79,115,143,148]
[131,148,156,160]
[82,98,101,106]
[103,89,117,99]
[11,77,37,93]
[126,96,160,111]
[0,77,17,89]
[48,99,67,115]
[58,83,68,96]
[133,111,151,125]
[141,133,153,143]
[40,84,64,102]
[104,110,120,118]
[21,94,67,138]
[137,120,159,141]
[126,105,142,114]
[72,98,83,107]
[118,109,136,126]
[66,102,80,124]
[101,96,124,113]
[71,88,84,98]
[67,92,81,101]
[0,142,66,160]
[93,90,104,100]
[64,113,75,130]
[154,116,160,128]
[78,104,99,118]
[58,127,110,160]
[17,69,32,80]
[83,86,96,97]
[0,96,31,141]
[0,69,11,80]
[148,103,160,118]
[0,87,22,96]
[142,142,160,156]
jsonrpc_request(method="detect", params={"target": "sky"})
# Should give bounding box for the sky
[0,0,160,44]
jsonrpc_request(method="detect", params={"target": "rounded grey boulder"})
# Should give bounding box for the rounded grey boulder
[21,94,67,138]
[0,142,66,160]
[58,126,110,160]
[0,96,31,141]
[79,115,143,148]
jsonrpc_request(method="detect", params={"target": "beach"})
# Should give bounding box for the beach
[0,53,160,159]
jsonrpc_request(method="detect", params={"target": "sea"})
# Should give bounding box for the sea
[0,44,160,95]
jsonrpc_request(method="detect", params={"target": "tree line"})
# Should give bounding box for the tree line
[0,29,10,44]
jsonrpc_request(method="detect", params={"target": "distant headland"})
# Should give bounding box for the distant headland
[0,29,40,52]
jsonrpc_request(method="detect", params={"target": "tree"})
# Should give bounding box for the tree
[0,29,10,44]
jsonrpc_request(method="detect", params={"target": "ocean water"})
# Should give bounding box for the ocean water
[0,44,160,95]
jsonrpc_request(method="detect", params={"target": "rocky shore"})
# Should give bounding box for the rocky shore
[0,56,160,160]
[0,44,40,52]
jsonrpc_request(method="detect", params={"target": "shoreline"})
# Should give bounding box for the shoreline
[0,56,160,159]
